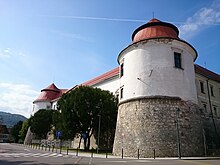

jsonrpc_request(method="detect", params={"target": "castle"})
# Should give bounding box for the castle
[31,18,220,157]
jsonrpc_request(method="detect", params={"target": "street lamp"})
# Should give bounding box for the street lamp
[176,108,181,159]
[97,114,101,153]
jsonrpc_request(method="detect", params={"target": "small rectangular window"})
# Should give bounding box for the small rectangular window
[120,87,124,99]
[200,81,205,94]
[174,52,182,68]
[203,104,207,113]
[120,63,124,77]
[213,106,217,116]
[210,85,214,96]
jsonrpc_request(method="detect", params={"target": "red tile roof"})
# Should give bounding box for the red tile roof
[82,67,119,86]
[41,83,60,92]
[63,85,78,94]
[195,64,220,82]
[132,18,179,43]
[33,83,68,103]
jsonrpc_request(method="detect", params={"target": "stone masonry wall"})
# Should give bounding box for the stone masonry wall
[113,97,204,157]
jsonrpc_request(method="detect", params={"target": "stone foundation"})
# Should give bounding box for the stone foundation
[113,96,204,157]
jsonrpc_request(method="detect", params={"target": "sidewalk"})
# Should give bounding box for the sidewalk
[15,143,220,160]
[66,150,220,160]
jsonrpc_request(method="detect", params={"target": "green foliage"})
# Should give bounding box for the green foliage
[57,86,118,150]
[10,120,23,143]
[51,110,62,133]
[20,118,30,141]
[30,109,54,139]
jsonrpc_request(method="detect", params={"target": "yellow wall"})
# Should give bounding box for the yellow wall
[195,73,220,118]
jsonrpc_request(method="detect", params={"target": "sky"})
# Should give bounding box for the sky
[0,0,219,118]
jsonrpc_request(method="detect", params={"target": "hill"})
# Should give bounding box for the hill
[0,111,27,128]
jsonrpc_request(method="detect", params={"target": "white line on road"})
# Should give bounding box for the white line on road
[89,158,93,164]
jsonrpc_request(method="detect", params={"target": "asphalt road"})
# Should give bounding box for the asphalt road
[0,143,220,165]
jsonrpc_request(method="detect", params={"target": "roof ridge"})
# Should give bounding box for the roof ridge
[195,64,220,82]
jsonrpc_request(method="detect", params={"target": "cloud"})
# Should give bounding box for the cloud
[0,48,27,59]
[52,30,94,42]
[0,83,38,118]
[0,48,12,58]
[179,0,220,39]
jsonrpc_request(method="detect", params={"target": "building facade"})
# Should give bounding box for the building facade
[31,18,220,157]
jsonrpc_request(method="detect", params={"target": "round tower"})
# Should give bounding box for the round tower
[32,83,61,114]
[24,83,63,145]
[113,18,203,157]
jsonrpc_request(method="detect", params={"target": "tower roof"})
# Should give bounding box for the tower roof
[41,83,60,92]
[33,83,67,103]
[132,18,179,42]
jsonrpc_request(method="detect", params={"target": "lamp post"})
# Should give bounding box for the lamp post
[97,114,101,153]
[176,108,181,159]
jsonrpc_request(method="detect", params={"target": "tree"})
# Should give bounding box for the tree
[0,116,3,134]
[57,86,118,150]
[30,109,54,139]
[20,118,31,141]
[10,120,23,143]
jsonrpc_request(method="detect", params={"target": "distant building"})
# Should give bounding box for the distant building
[30,18,220,157]
[0,125,9,142]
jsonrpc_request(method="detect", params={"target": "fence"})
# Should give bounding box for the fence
[28,139,220,158]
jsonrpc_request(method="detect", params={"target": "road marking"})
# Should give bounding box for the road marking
[23,149,30,151]
[74,157,83,164]
[134,160,155,162]
[104,160,127,163]
[89,158,93,164]
[0,152,70,158]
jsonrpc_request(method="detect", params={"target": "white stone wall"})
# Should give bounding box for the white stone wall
[118,39,198,103]
[32,101,51,115]
[92,76,120,96]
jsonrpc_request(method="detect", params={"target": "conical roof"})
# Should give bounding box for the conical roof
[41,83,60,92]
[33,83,65,103]
[132,18,179,42]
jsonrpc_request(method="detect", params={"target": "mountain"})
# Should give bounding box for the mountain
[0,111,27,128]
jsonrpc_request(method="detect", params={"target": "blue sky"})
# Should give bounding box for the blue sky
[0,0,219,117]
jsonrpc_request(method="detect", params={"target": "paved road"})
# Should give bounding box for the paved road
[0,143,220,165]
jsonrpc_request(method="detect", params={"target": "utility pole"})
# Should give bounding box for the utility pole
[206,79,219,146]
[97,114,101,153]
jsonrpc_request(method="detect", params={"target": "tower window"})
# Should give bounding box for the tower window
[174,52,182,69]
[120,87,124,99]
[210,85,214,96]
[200,81,205,94]
[120,63,124,77]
